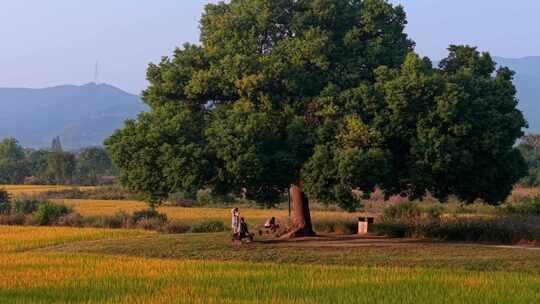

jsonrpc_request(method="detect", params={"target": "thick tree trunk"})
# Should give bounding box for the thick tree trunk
[283,183,315,238]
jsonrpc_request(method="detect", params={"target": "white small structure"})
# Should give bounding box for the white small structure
[358,217,374,235]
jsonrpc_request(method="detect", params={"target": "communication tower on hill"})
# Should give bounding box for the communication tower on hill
[94,61,100,84]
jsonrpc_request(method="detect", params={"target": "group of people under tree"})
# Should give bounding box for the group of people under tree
[231,207,280,243]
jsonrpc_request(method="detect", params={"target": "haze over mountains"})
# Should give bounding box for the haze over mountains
[0,83,147,150]
[0,56,538,150]
[494,56,540,132]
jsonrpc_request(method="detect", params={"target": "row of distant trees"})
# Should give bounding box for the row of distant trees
[0,137,116,185]
[2,133,540,188]
[518,134,540,187]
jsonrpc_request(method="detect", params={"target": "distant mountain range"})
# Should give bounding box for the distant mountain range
[0,57,538,149]
[0,83,147,150]
[494,56,540,132]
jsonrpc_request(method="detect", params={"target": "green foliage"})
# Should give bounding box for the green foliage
[191,220,228,233]
[0,138,29,184]
[502,197,540,216]
[167,191,197,207]
[46,152,76,185]
[382,202,422,221]
[0,189,10,215]
[159,220,192,234]
[11,197,42,215]
[27,150,51,179]
[41,186,142,201]
[313,220,357,234]
[131,209,168,225]
[424,205,445,219]
[0,138,116,186]
[106,1,525,212]
[375,216,540,244]
[33,202,71,226]
[105,104,211,208]
[195,191,236,207]
[76,147,115,185]
[373,222,411,238]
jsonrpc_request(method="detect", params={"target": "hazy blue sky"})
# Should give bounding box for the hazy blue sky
[1,0,538,94]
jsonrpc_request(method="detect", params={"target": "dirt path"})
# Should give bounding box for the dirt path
[260,234,540,250]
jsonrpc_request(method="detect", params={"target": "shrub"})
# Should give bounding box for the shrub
[314,220,356,234]
[419,217,533,244]
[373,221,411,238]
[313,221,335,233]
[425,205,445,219]
[0,189,10,214]
[137,218,165,230]
[80,216,100,228]
[382,202,421,221]
[34,202,71,226]
[159,221,192,234]
[191,220,228,233]
[334,222,356,234]
[12,197,42,214]
[131,209,167,225]
[56,213,84,227]
[41,186,142,201]
[503,197,540,216]
[89,211,131,229]
[374,216,540,244]
[453,204,477,215]
[42,188,86,199]
[167,191,197,207]
[0,213,27,226]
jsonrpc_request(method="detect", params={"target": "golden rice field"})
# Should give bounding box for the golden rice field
[0,226,148,253]
[1,226,539,304]
[2,185,540,303]
[1,185,96,196]
[60,199,367,224]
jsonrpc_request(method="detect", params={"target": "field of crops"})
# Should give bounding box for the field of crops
[1,186,539,302]
[60,199,367,225]
[0,226,147,253]
[1,185,96,196]
[1,226,539,303]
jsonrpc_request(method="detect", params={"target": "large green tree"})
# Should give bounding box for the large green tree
[106,0,526,237]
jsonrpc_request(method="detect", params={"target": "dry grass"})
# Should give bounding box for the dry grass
[1,185,96,196]
[60,199,370,226]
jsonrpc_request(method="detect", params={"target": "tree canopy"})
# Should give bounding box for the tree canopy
[106,0,527,217]
[77,147,116,185]
[0,138,29,184]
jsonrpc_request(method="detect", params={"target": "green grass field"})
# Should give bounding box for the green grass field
[2,226,540,303]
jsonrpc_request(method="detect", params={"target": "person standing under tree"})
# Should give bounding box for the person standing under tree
[231,208,240,238]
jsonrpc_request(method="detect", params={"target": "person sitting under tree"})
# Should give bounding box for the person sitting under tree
[263,217,279,234]
[238,217,254,243]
